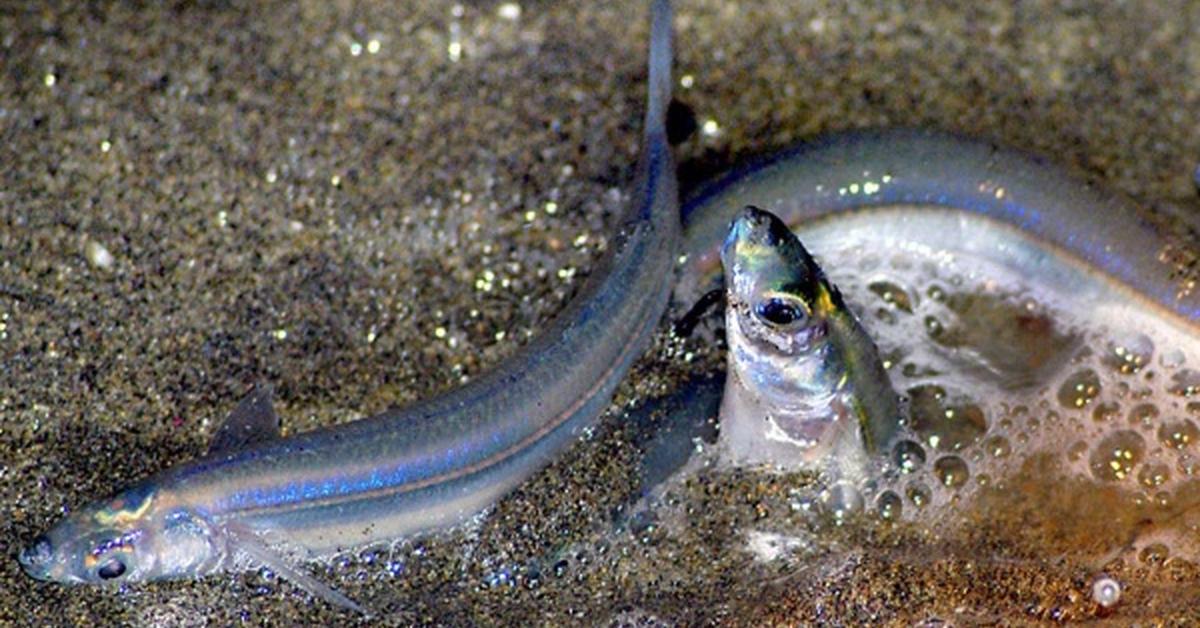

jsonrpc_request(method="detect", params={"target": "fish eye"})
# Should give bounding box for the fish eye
[96,558,126,580]
[755,297,805,327]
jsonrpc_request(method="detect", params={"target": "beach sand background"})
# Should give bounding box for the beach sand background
[3,0,1200,624]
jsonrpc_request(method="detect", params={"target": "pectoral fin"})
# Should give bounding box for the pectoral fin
[222,520,369,616]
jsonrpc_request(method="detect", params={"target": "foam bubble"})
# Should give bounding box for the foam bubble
[1092,576,1121,608]
[892,440,926,474]
[1058,369,1102,409]
[905,482,931,509]
[823,483,864,522]
[1157,419,1198,450]
[876,490,902,520]
[933,455,969,488]
[1088,430,1145,482]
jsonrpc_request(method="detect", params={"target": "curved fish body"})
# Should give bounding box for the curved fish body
[685,129,1200,482]
[19,0,679,612]
[681,128,1200,331]
[719,206,898,480]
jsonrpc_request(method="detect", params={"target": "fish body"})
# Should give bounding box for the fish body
[719,206,898,480]
[19,0,679,612]
[680,129,1200,330]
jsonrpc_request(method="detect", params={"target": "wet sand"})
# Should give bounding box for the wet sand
[3,0,1200,624]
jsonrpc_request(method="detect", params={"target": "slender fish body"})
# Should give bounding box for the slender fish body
[19,0,679,611]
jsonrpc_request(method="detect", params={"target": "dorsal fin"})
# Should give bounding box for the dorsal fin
[207,384,281,455]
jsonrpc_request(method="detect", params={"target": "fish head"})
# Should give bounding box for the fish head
[19,481,221,585]
[719,206,849,406]
[720,206,838,357]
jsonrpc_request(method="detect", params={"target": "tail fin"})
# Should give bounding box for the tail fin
[644,0,673,138]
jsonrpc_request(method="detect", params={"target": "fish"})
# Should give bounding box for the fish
[18,0,679,613]
[673,129,1200,494]
[718,205,899,481]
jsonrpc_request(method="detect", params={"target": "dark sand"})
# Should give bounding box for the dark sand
[3,0,1200,624]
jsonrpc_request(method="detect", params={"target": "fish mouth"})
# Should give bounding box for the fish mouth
[17,534,54,581]
[727,206,789,247]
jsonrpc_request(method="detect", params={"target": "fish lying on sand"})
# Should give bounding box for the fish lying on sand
[18,0,679,613]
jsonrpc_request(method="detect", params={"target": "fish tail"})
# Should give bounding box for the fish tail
[644,0,673,140]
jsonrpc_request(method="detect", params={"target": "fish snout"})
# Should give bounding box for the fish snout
[18,534,54,580]
[728,206,788,247]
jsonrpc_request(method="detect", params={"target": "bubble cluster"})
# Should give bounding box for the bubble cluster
[803,218,1200,555]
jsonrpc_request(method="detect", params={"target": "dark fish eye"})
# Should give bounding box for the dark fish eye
[756,298,803,326]
[97,558,126,580]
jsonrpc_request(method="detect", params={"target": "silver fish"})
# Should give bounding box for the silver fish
[19,0,679,613]
[719,206,899,482]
